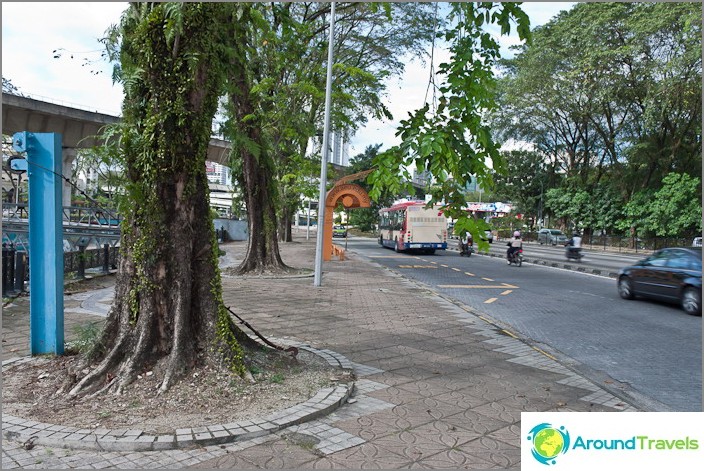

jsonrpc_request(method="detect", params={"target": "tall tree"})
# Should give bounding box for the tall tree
[492,149,550,224]
[492,1,701,230]
[225,2,438,272]
[346,144,395,232]
[68,3,249,396]
[225,3,290,275]
[616,173,702,239]
[369,2,531,243]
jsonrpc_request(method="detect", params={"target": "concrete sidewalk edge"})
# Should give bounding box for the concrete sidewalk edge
[1,342,355,452]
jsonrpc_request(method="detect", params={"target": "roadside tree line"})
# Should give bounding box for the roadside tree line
[489,2,701,240]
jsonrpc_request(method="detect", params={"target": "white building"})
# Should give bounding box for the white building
[206,161,232,186]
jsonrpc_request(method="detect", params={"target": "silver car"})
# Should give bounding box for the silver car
[537,228,567,246]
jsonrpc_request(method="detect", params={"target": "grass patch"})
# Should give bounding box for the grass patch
[270,373,285,384]
[65,322,103,356]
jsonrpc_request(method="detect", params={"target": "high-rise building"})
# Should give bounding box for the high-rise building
[205,161,232,185]
[332,131,343,166]
[330,131,350,167]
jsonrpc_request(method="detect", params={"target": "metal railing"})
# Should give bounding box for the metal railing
[3,203,121,228]
[498,230,696,254]
[2,203,122,254]
[2,242,120,296]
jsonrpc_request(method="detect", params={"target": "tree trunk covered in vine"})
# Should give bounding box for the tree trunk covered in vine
[68,3,248,397]
[227,5,291,275]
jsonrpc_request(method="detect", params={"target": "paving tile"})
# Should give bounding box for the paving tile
[453,435,522,469]
[315,442,413,469]
[414,447,496,469]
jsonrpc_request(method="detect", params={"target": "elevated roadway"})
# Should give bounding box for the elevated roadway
[2,93,350,206]
[2,93,231,212]
[2,93,232,164]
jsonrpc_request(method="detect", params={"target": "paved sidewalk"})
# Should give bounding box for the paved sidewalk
[2,235,638,469]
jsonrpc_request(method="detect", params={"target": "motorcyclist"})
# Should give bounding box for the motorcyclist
[506,230,522,264]
[566,232,582,257]
[459,231,473,255]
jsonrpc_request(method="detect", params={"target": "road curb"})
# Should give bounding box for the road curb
[1,342,355,452]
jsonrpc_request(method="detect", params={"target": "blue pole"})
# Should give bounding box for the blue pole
[12,132,65,355]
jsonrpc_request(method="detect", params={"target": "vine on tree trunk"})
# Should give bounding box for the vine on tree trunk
[66,3,248,397]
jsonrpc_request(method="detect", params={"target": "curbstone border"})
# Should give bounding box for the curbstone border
[2,341,355,452]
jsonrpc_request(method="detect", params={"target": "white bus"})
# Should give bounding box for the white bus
[378,201,448,254]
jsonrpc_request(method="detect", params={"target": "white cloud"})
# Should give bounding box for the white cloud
[2,2,128,114]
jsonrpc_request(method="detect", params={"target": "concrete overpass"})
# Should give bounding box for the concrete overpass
[2,93,232,204]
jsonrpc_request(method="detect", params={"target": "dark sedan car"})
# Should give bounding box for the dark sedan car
[617,247,702,316]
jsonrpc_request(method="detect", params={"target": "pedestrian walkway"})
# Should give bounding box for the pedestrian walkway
[2,270,114,362]
[2,235,639,469]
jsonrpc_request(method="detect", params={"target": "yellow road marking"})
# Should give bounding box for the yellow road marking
[501,290,513,295]
[431,261,438,265]
[484,298,498,304]
[532,346,557,361]
[502,329,518,338]
[482,277,494,282]
[464,272,475,276]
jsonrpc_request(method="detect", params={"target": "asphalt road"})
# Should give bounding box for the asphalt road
[342,236,702,412]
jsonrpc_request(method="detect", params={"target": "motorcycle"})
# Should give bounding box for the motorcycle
[459,240,474,257]
[565,245,583,262]
[507,248,523,266]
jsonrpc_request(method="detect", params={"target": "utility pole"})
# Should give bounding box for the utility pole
[313,1,336,287]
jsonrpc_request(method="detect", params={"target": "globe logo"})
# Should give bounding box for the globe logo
[527,423,571,465]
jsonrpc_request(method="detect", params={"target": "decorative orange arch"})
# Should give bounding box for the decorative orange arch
[323,182,371,261]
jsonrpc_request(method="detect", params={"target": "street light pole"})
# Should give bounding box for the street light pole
[313,1,335,287]
[306,199,311,241]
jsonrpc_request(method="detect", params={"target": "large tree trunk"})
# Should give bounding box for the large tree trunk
[279,206,294,242]
[68,3,247,397]
[237,143,289,274]
[227,6,291,275]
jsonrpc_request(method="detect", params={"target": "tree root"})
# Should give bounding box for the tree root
[85,377,117,399]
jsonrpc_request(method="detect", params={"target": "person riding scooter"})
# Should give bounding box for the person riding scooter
[565,232,583,260]
[506,231,522,264]
[459,231,473,256]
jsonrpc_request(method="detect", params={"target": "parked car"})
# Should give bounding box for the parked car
[692,236,702,247]
[617,247,702,316]
[332,225,347,238]
[537,228,567,246]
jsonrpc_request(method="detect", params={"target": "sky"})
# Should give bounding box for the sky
[1,1,576,156]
